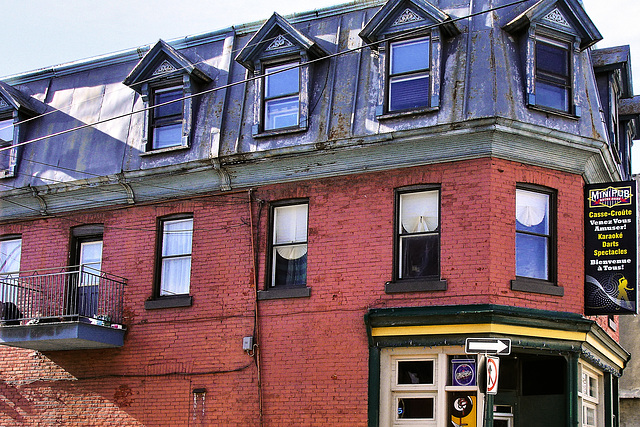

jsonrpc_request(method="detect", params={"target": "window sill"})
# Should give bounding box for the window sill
[385,279,447,293]
[140,144,189,156]
[377,106,439,121]
[252,125,308,139]
[528,105,579,120]
[257,286,311,300]
[145,295,193,309]
[511,278,563,296]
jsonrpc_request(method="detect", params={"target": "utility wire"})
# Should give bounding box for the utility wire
[0,0,528,156]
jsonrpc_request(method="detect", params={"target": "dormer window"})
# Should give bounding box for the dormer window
[123,40,211,154]
[535,35,571,112]
[503,0,602,117]
[0,82,39,179]
[360,0,459,118]
[236,13,328,136]
[150,86,183,150]
[264,63,300,130]
[389,37,431,112]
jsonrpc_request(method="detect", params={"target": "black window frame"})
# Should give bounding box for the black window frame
[386,35,432,114]
[387,186,446,293]
[267,200,309,289]
[511,184,562,296]
[148,84,184,151]
[146,214,194,309]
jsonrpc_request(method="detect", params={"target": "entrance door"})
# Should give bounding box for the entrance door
[77,240,102,318]
[494,354,567,427]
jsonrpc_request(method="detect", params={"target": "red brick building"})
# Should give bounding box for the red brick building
[0,0,638,426]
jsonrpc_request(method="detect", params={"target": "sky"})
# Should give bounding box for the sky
[0,0,639,168]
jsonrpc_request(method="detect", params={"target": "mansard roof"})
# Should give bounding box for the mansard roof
[235,13,330,71]
[503,0,602,50]
[359,0,460,45]
[0,81,39,116]
[123,39,211,93]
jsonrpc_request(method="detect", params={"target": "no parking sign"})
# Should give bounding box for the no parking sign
[486,356,499,395]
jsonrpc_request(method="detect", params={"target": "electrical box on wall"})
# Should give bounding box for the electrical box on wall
[242,336,253,351]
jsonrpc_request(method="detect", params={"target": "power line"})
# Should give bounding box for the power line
[0,0,529,157]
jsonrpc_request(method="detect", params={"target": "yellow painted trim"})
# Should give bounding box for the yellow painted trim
[370,323,586,341]
[585,334,626,369]
[370,323,626,369]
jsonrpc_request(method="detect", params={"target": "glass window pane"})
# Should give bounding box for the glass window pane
[0,238,21,275]
[516,189,549,234]
[265,65,299,98]
[0,119,13,144]
[536,81,569,112]
[163,219,193,257]
[160,256,192,295]
[154,88,183,118]
[536,42,568,78]
[391,38,430,74]
[153,123,182,149]
[390,74,430,111]
[274,205,308,244]
[400,191,439,234]
[516,233,548,279]
[80,241,103,272]
[397,397,434,419]
[265,96,299,130]
[400,234,439,278]
[398,360,434,384]
[274,248,307,287]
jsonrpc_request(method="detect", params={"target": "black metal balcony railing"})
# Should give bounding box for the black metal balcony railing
[0,266,126,327]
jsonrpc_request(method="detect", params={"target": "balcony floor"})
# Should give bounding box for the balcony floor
[0,320,125,351]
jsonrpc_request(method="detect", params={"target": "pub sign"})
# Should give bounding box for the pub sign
[585,181,637,315]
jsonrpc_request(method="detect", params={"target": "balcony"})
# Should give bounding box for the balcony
[0,266,127,351]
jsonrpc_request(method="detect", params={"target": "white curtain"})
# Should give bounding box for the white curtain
[274,205,308,260]
[516,190,548,227]
[400,191,439,233]
[161,219,193,295]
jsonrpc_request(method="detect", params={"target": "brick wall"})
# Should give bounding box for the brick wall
[0,158,618,425]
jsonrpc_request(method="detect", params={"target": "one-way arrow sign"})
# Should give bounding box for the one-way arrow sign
[465,338,511,355]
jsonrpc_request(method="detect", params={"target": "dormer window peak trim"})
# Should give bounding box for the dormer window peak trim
[503,0,602,50]
[123,40,212,153]
[236,13,329,136]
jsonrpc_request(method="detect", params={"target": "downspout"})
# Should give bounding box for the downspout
[248,189,264,426]
[463,0,474,118]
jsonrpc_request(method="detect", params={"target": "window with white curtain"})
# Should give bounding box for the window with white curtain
[159,217,193,296]
[397,190,440,279]
[516,187,552,280]
[271,203,308,287]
